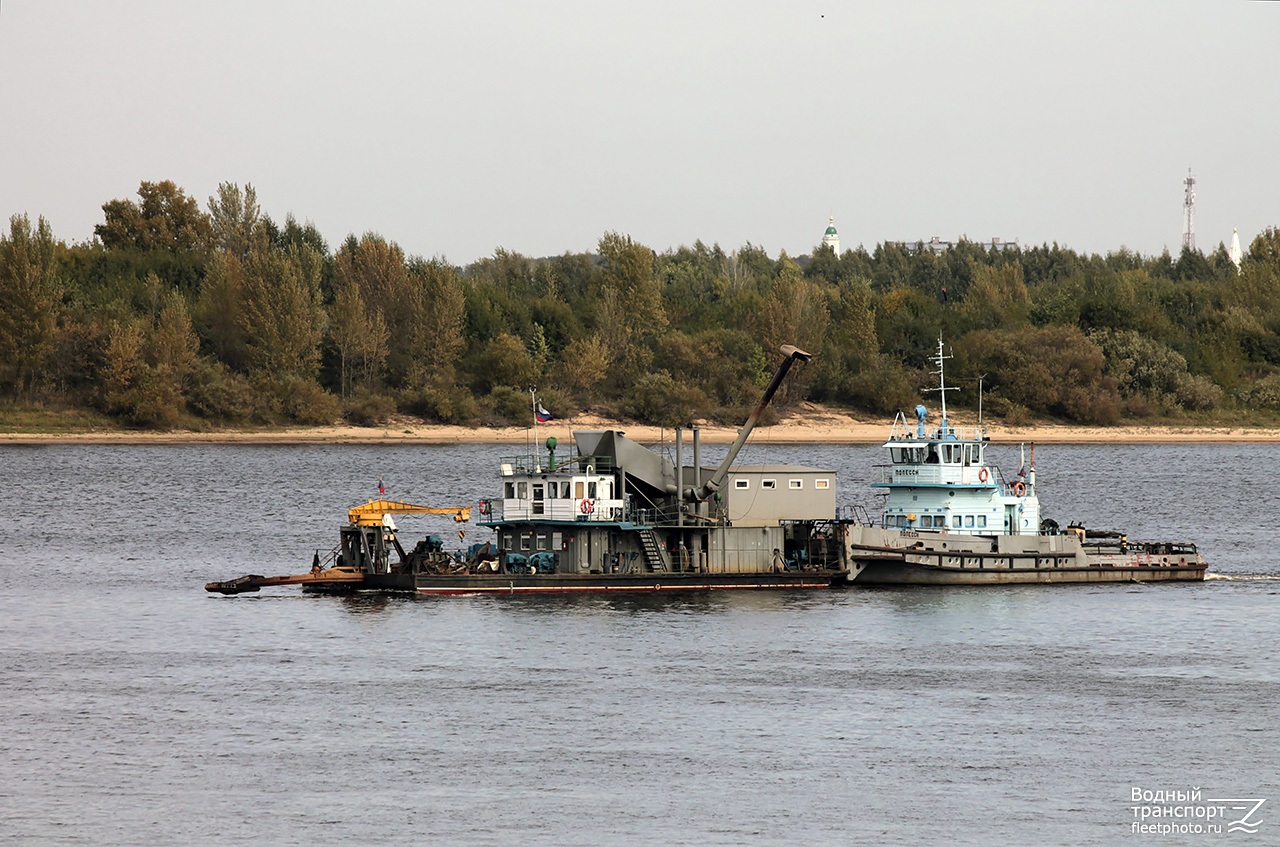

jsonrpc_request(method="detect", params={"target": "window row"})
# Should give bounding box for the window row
[501,531,568,551]
[886,514,988,529]
[889,444,985,466]
[733,478,830,491]
[504,479,612,500]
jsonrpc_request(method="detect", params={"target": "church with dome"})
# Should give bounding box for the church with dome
[821,216,840,254]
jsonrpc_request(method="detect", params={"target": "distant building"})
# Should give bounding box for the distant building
[821,216,840,253]
[891,236,1020,254]
[1229,228,1243,270]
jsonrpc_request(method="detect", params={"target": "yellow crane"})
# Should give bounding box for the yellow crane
[347,499,471,526]
[205,499,472,594]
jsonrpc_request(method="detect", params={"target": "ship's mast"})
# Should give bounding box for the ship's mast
[925,337,958,431]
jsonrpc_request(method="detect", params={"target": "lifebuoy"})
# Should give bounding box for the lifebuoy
[1012,481,1026,497]
[978,468,989,482]
[580,498,594,514]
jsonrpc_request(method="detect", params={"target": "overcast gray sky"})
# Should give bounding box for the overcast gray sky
[2,1,1276,263]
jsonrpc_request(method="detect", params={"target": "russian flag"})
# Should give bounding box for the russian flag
[535,403,552,423]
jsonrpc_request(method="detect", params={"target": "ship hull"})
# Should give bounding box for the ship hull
[363,570,841,595]
[841,525,1207,586]
[846,560,1205,586]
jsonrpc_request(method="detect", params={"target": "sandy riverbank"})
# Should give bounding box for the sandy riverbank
[4,405,1280,445]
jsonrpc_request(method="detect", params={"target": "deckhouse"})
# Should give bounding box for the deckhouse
[875,340,1041,536]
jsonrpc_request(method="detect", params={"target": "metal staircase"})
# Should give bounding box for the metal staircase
[637,528,669,572]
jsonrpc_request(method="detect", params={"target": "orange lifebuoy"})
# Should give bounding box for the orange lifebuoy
[1012,481,1026,497]
[580,498,594,514]
[978,467,989,482]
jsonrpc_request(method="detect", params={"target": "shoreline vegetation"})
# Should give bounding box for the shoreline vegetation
[5,181,1280,440]
[6,405,1280,446]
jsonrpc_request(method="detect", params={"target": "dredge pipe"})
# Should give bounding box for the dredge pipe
[695,344,811,501]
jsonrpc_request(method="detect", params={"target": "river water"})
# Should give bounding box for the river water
[1,441,1277,846]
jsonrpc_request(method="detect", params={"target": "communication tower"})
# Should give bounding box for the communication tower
[1182,168,1196,251]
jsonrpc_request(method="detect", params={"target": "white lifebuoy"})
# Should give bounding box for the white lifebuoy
[978,467,989,482]
[1012,481,1026,497]
[580,498,594,515]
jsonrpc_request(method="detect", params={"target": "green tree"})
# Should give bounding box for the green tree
[403,257,467,393]
[95,180,211,253]
[328,279,389,398]
[960,261,1029,329]
[194,253,248,370]
[0,214,61,397]
[207,182,261,260]
[1247,227,1280,265]
[240,239,326,385]
[473,333,537,394]
[757,258,828,403]
[956,326,1121,424]
[596,232,666,381]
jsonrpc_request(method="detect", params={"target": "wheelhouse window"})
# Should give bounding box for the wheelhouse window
[789,479,803,490]
[504,482,515,498]
[965,515,974,528]
[516,481,528,498]
[952,515,962,528]
[735,479,750,490]
[575,481,585,499]
[815,479,830,490]
[587,481,598,499]
[762,479,777,490]
[893,447,928,463]
[977,515,987,528]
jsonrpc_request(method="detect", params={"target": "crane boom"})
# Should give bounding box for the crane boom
[347,499,471,526]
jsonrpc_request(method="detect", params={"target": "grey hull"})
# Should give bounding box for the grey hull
[839,524,1207,586]
[847,560,1206,586]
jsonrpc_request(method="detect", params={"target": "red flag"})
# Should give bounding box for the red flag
[378,479,386,495]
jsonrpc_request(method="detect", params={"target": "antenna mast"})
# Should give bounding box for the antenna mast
[925,337,957,428]
[1182,168,1196,251]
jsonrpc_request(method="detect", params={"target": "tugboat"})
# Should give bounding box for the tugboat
[840,339,1208,585]
[206,345,848,596]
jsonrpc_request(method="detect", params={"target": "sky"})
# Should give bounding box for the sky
[1,1,1277,264]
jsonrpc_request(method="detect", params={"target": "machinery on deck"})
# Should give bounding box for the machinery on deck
[204,500,471,594]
